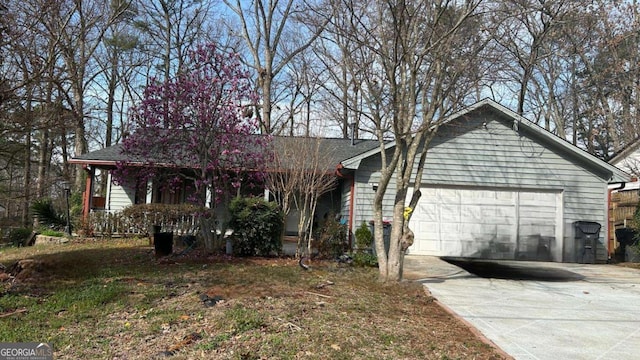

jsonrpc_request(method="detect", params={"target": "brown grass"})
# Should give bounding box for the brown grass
[0,238,506,359]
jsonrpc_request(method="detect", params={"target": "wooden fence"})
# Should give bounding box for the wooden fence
[609,189,639,253]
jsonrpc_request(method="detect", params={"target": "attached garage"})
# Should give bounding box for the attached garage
[407,187,562,261]
[345,99,630,263]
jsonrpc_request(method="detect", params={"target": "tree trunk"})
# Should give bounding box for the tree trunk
[261,74,272,134]
[22,128,31,227]
[36,129,49,198]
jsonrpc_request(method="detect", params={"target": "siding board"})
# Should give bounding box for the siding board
[106,173,135,211]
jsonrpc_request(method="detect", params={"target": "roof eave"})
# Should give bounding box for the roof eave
[609,138,640,166]
[340,142,391,169]
[68,158,118,167]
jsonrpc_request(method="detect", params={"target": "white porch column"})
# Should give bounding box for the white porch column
[206,185,212,208]
[146,179,153,204]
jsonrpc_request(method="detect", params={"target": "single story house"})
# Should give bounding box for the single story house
[70,99,630,263]
[610,139,640,179]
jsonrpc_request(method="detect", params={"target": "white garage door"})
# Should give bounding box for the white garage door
[407,187,562,261]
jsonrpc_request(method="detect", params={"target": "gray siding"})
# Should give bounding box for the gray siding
[354,111,610,262]
[107,183,135,211]
[106,173,135,211]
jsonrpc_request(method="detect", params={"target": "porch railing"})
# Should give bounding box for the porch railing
[88,210,200,237]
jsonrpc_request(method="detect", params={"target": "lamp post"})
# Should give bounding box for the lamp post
[62,181,72,236]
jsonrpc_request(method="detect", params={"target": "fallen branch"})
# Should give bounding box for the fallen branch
[315,280,335,289]
[277,318,303,332]
[0,308,27,318]
[306,291,332,299]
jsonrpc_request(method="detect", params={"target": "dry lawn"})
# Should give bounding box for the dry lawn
[0,238,506,359]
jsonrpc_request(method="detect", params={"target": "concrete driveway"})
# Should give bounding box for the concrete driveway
[404,255,640,360]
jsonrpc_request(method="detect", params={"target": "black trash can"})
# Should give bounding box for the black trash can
[370,221,392,256]
[154,232,173,257]
[615,228,639,262]
[574,221,601,264]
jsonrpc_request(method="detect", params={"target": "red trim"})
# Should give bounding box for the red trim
[82,165,94,221]
[68,159,117,166]
[607,188,611,257]
[348,175,355,248]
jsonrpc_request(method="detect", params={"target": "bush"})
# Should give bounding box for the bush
[352,251,378,267]
[31,199,66,230]
[8,228,33,247]
[354,221,373,249]
[228,196,283,257]
[315,213,348,259]
[39,229,65,237]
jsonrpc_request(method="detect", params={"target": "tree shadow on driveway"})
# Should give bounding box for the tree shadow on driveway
[442,257,585,282]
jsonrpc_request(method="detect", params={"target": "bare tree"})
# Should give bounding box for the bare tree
[1,0,64,225]
[313,7,366,139]
[486,0,593,145]
[568,0,640,157]
[266,137,337,258]
[134,0,214,82]
[37,0,131,189]
[332,0,489,281]
[223,0,330,134]
[279,48,326,136]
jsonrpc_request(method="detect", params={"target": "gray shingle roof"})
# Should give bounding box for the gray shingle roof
[71,136,381,171]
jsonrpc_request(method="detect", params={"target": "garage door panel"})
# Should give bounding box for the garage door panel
[462,205,505,222]
[461,222,495,236]
[461,205,486,222]
[521,209,555,219]
[438,189,460,202]
[416,203,437,222]
[440,222,460,238]
[519,223,555,237]
[496,207,517,223]
[441,240,463,256]
[415,237,440,253]
[408,187,561,260]
[496,224,515,237]
[440,203,461,221]
[416,221,438,241]
[519,192,555,203]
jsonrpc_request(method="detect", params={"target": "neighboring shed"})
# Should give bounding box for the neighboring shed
[340,99,629,263]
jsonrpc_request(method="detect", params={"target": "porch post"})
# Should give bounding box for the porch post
[82,165,94,221]
[205,185,212,208]
[348,176,355,248]
[146,179,153,204]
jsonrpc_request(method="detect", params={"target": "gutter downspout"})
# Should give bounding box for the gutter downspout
[608,181,627,259]
[336,163,354,249]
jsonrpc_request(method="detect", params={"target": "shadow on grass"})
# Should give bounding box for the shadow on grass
[0,240,234,289]
[0,239,308,297]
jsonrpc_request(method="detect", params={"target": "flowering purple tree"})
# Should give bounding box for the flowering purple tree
[113,43,269,251]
